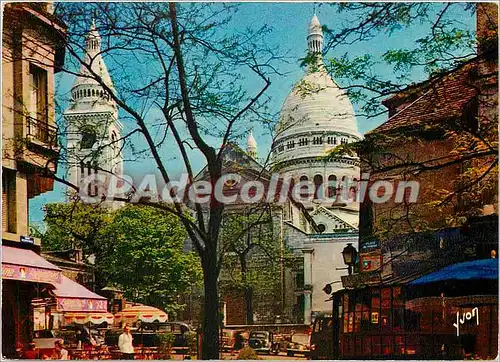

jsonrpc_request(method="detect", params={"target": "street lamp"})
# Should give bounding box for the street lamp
[342,243,358,275]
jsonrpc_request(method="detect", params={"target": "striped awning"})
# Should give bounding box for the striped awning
[115,305,168,324]
[63,312,114,325]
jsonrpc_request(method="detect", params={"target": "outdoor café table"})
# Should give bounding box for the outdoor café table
[139,347,158,360]
[109,349,122,360]
[87,350,112,360]
[69,348,90,360]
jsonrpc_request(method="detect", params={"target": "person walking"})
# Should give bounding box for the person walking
[118,324,134,360]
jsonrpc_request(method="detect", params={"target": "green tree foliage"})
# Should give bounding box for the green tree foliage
[104,205,202,314]
[219,207,285,324]
[321,3,498,237]
[37,203,202,315]
[322,3,480,117]
[39,202,114,289]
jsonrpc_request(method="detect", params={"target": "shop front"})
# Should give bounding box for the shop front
[2,245,62,358]
[332,258,498,359]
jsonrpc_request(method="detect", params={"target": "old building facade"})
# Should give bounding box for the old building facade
[2,3,66,357]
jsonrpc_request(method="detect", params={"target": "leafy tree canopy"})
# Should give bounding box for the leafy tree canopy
[35,203,202,315]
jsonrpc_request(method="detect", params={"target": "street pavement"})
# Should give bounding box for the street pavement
[171,352,307,360]
[221,351,307,360]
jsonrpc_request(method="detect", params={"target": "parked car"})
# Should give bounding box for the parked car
[287,333,310,357]
[248,331,279,355]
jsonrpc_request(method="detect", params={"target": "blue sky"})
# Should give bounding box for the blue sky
[29,2,476,226]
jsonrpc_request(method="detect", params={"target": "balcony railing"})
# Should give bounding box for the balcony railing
[26,116,58,149]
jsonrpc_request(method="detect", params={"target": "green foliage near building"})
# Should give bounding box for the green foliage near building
[34,202,202,316]
[237,346,260,360]
[219,208,294,324]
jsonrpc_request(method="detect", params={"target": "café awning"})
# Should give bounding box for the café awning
[409,258,498,285]
[115,304,168,324]
[63,312,114,325]
[2,245,62,284]
[54,275,108,312]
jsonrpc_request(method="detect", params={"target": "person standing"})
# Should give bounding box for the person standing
[118,324,134,360]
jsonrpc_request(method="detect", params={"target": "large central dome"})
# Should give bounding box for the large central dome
[271,15,361,167]
[276,69,360,138]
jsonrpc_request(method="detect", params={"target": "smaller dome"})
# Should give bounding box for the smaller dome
[72,22,115,92]
[308,15,322,36]
[247,129,257,149]
[246,129,257,158]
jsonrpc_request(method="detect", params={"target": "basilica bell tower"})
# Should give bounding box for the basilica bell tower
[64,21,123,206]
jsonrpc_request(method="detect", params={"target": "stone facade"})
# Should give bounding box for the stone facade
[2,3,66,356]
[64,22,123,207]
[2,3,65,245]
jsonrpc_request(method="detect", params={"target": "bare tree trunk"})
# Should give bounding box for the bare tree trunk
[202,247,220,359]
[240,254,253,325]
[244,286,254,325]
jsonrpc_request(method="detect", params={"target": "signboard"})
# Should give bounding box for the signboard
[57,298,107,312]
[359,239,380,252]
[2,264,62,284]
[360,253,381,272]
[20,236,35,244]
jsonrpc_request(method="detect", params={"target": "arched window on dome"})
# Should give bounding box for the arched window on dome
[299,175,309,199]
[298,138,309,147]
[312,136,323,145]
[327,175,337,198]
[100,90,103,97]
[313,174,323,200]
[92,89,95,97]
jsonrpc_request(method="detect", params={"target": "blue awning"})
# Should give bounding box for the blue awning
[409,259,498,285]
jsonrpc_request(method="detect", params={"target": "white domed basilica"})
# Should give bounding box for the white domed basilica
[271,14,361,230]
[268,14,360,323]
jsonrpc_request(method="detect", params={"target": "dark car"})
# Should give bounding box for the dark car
[287,333,310,357]
[105,322,195,352]
[248,331,279,355]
